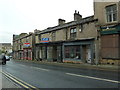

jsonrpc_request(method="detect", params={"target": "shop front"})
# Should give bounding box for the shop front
[13,51,19,59]
[18,50,23,60]
[100,24,120,60]
[23,48,32,60]
[35,38,97,64]
[35,42,63,62]
[63,39,95,64]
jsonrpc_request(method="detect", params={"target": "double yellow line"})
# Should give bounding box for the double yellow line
[1,71,39,90]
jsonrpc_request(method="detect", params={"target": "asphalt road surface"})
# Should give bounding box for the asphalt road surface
[2,59,119,89]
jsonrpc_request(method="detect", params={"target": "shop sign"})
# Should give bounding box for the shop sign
[41,38,49,43]
[101,26,116,31]
[101,25,120,34]
[24,43,30,47]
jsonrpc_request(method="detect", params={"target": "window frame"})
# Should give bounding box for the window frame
[106,4,117,23]
[70,27,77,39]
[64,45,81,59]
[52,31,56,41]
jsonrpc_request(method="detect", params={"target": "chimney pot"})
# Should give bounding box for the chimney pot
[58,18,65,25]
[74,10,82,21]
[75,10,77,13]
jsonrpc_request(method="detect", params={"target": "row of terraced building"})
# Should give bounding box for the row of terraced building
[12,1,120,65]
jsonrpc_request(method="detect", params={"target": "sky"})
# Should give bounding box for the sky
[0,0,94,43]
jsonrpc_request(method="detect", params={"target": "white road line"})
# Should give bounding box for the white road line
[17,64,50,71]
[66,73,120,83]
[19,64,26,67]
[30,67,50,71]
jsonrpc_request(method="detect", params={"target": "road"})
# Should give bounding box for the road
[1,59,119,89]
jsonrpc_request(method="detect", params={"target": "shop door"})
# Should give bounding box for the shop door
[86,45,91,63]
[53,46,57,62]
[57,46,62,62]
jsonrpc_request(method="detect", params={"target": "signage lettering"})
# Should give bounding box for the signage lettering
[41,38,49,43]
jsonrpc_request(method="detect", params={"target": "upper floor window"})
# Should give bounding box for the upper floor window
[106,4,117,22]
[70,27,76,39]
[52,32,56,41]
[79,24,83,32]
[20,45,22,49]
[26,37,29,42]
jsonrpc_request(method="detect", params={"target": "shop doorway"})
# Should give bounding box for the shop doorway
[53,46,57,62]
[82,45,91,63]
[86,45,91,63]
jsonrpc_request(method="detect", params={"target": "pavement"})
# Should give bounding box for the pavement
[15,59,119,72]
[0,65,20,89]
[2,74,20,89]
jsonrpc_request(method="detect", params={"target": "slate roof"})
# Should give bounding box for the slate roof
[39,15,98,34]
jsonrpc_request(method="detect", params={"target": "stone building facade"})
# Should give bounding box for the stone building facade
[94,0,120,64]
[13,32,36,60]
[0,43,12,54]
[12,0,120,65]
[35,11,100,64]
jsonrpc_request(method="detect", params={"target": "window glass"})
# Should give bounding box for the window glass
[70,27,77,39]
[74,28,77,32]
[52,32,56,41]
[65,46,81,59]
[106,4,117,22]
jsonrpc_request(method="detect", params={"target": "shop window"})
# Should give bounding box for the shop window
[47,47,53,59]
[41,47,46,59]
[106,4,117,22]
[70,28,77,39]
[65,46,81,59]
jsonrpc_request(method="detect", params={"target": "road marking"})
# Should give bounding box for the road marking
[2,71,29,88]
[30,67,50,71]
[18,64,50,72]
[1,71,39,89]
[66,73,120,84]
[19,64,26,67]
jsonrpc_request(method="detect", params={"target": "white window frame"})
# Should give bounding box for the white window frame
[106,4,117,23]
[70,27,77,39]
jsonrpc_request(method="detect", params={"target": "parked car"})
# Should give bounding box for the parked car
[5,55,10,61]
[9,56,12,58]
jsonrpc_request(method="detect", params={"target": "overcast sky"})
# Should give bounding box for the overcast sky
[0,0,94,43]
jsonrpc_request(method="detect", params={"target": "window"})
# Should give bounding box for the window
[65,46,81,59]
[106,4,117,22]
[70,28,77,39]
[79,24,83,32]
[52,32,56,41]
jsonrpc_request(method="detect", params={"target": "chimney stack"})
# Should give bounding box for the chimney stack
[74,10,82,21]
[58,18,66,25]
